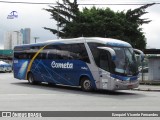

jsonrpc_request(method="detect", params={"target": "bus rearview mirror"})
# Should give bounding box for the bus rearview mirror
[134,49,144,62]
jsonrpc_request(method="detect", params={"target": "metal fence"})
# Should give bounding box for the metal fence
[139,56,160,83]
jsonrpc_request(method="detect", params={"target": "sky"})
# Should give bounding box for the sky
[0,0,160,49]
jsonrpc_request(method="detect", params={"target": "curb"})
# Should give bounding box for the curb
[133,87,160,92]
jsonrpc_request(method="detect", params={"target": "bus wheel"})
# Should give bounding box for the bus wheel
[28,73,38,85]
[80,78,92,92]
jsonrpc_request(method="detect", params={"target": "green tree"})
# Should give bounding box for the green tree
[124,3,155,49]
[43,0,79,37]
[44,2,154,49]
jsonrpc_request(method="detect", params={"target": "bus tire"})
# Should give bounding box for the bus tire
[80,77,92,92]
[28,72,38,85]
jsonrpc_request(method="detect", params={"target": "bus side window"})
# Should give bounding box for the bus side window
[57,44,73,60]
[47,49,58,59]
[99,50,110,72]
[71,44,90,63]
[88,43,105,66]
[44,44,58,59]
[14,52,28,59]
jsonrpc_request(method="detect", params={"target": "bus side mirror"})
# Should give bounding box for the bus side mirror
[134,49,144,62]
[97,47,116,61]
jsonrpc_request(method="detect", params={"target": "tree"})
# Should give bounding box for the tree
[44,2,154,49]
[124,3,155,49]
[43,0,79,37]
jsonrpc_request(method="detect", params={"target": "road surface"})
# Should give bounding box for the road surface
[0,73,160,119]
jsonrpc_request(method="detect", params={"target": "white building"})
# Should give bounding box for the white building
[4,32,12,49]
[12,31,22,48]
[4,31,22,50]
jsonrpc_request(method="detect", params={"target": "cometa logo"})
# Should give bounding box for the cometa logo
[51,61,73,69]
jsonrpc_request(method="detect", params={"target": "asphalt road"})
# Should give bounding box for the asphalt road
[0,73,160,119]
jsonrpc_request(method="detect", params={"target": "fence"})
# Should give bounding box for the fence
[139,56,160,83]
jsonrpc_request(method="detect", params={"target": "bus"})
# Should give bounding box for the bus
[13,37,144,91]
[0,61,12,72]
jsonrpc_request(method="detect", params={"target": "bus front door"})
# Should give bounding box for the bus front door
[99,49,111,90]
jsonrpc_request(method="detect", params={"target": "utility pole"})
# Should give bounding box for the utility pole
[34,37,39,43]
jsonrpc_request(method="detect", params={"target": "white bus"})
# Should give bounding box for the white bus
[13,37,144,91]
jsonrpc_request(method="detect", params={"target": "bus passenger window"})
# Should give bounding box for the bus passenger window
[47,50,57,59]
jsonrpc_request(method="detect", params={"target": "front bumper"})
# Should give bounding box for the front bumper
[113,79,139,90]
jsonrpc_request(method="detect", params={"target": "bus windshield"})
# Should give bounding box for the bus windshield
[112,47,138,76]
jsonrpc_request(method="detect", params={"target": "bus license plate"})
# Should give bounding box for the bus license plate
[128,85,133,89]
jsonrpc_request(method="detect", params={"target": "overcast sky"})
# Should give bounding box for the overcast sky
[0,0,160,49]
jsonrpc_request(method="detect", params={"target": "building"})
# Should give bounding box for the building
[4,28,31,50]
[148,56,160,81]
[12,31,22,48]
[4,32,12,49]
[20,28,31,44]
[144,49,160,81]
[139,49,160,82]
[4,31,22,50]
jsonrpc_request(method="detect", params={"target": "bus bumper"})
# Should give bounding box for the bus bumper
[111,79,139,90]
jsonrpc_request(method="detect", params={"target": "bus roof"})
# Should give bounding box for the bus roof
[15,37,132,48]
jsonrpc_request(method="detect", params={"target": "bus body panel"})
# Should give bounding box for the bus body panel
[30,59,95,86]
[86,64,100,89]
[13,59,29,80]
[13,58,97,88]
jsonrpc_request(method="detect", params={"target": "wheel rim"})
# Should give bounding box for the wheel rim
[83,80,91,90]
